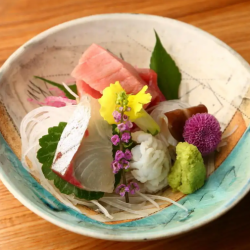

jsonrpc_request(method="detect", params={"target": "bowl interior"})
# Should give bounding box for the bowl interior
[0,14,250,240]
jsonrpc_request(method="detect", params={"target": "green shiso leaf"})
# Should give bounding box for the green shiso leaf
[150,31,181,100]
[34,76,77,100]
[37,122,104,200]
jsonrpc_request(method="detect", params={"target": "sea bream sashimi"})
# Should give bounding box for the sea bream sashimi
[51,96,114,193]
[51,96,91,187]
[72,97,114,192]
[71,44,165,105]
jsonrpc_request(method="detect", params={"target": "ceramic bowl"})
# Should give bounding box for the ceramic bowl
[1,13,250,241]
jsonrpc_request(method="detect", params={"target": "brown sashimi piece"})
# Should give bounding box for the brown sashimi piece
[71,44,163,106]
[165,104,208,142]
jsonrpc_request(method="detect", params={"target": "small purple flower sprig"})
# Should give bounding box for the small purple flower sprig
[110,92,140,203]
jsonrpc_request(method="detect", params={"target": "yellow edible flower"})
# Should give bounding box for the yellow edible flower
[98,82,123,124]
[98,81,160,135]
[98,81,151,123]
[127,86,152,121]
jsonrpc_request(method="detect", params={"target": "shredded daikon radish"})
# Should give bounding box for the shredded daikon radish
[150,100,190,147]
[107,207,121,214]
[116,199,146,209]
[216,125,238,152]
[100,198,149,216]
[136,191,159,209]
[62,82,79,99]
[221,125,238,140]
[22,143,38,171]
[63,194,96,207]
[148,100,189,113]
[96,206,121,214]
[91,200,113,219]
[20,105,77,179]
[146,194,188,212]
[217,141,228,152]
[20,105,82,213]
[103,196,146,203]
[39,180,82,212]
[204,152,215,177]
[142,201,168,209]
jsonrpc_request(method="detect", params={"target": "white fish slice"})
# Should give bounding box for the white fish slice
[73,98,115,193]
[52,95,91,176]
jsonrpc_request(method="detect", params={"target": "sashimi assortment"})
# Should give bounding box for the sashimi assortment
[21,32,233,221]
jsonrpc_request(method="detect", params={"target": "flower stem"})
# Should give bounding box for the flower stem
[122,169,129,203]
[119,110,129,203]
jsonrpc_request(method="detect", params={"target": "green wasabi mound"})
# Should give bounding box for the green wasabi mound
[168,142,206,194]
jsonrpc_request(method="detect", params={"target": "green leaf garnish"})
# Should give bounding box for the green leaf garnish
[37,122,104,200]
[34,76,77,100]
[150,31,181,100]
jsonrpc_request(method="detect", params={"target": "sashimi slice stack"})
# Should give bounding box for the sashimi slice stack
[71,44,165,105]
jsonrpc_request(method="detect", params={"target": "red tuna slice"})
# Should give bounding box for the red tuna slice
[136,68,166,107]
[71,44,159,101]
[76,79,102,99]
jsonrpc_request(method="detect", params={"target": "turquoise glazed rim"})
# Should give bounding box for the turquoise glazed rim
[0,14,250,241]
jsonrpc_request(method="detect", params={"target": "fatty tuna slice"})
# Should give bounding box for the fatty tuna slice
[71,44,164,106]
[76,79,102,99]
[136,68,166,106]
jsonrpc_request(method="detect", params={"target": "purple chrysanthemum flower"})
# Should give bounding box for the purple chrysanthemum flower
[121,132,130,143]
[125,121,133,130]
[124,149,132,160]
[123,114,128,121]
[111,161,122,174]
[119,107,123,112]
[183,113,221,155]
[115,150,125,161]
[111,134,120,146]
[116,184,129,196]
[128,182,140,195]
[113,110,122,123]
[117,123,126,132]
[122,159,130,169]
